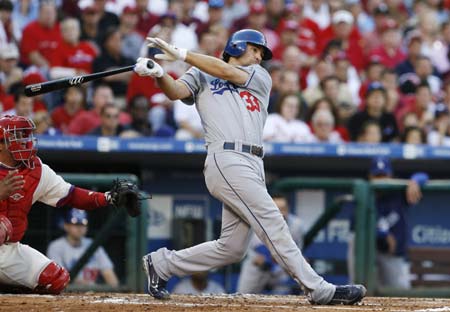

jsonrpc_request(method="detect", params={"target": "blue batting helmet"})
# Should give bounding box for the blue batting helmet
[223,29,273,61]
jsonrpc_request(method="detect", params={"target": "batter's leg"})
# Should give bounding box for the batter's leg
[209,152,335,304]
[150,205,252,281]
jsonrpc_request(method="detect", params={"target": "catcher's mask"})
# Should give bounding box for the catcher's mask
[0,115,37,169]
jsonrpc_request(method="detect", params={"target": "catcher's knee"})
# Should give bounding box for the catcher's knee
[36,262,70,294]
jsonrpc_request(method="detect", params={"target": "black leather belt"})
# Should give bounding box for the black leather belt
[223,142,263,158]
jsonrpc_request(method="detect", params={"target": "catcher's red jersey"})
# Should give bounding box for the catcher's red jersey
[0,157,72,242]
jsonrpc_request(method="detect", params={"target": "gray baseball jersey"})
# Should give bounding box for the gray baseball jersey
[179,64,270,146]
[149,64,335,304]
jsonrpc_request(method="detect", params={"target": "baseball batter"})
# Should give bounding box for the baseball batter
[135,29,366,305]
[0,115,118,294]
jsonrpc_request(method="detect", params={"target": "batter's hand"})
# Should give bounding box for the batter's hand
[406,180,422,205]
[0,170,24,201]
[134,58,164,78]
[146,37,187,62]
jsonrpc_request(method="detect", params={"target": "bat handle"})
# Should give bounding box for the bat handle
[147,60,154,69]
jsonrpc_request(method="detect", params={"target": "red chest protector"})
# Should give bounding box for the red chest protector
[0,159,42,242]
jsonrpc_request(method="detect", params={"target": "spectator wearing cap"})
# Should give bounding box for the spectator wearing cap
[396,82,436,133]
[365,156,428,289]
[358,56,385,104]
[368,18,406,70]
[79,1,101,45]
[47,208,119,287]
[318,10,366,71]
[11,0,39,42]
[348,82,399,142]
[231,1,279,50]
[51,86,86,134]
[20,1,61,68]
[92,27,134,100]
[427,103,450,146]
[195,0,225,38]
[67,84,131,135]
[135,0,160,37]
[0,0,13,46]
[1,83,37,119]
[49,18,99,80]
[0,43,22,94]
[119,6,144,61]
[362,3,391,54]
[395,30,423,77]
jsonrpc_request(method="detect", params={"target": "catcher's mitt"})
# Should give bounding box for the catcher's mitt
[107,179,150,217]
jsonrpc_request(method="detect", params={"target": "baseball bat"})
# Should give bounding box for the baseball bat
[24,60,154,97]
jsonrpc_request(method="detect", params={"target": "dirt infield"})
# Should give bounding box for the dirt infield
[1,293,450,312]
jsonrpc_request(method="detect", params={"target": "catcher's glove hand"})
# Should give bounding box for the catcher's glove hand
[107,179,150,217]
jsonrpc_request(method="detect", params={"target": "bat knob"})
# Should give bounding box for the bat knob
[147,60,154,69]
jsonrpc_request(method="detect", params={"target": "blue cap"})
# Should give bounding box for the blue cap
[370,156,392,176]
[209,0,224,8]
[365,81,386,98]
[65,208,88,225]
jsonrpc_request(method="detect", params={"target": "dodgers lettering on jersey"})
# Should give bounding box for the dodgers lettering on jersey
[179,64,272,146]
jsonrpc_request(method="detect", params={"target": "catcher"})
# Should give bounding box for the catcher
[0,115,142,294]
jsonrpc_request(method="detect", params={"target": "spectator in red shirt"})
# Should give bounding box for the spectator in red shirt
[231,2,279,50]
[362,3,391,54]
[368,19,406,70]
[396,82,436,132]
[135,0,160,37]
[272,20,299,61]
[67,84,131,135]
[49,18,98,80]
[20,1,61,68]
[51,86,86,134]
[21,69,48,113]
[319,10,366,71]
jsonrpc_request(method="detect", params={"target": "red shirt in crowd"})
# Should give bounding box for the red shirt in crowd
[368,45,407,70]
[298,18,322,56]
[20,21,61,66]
[318,26,366,71]
[67,110,131,135]
[51,40,98,73]
[51,106,85,134]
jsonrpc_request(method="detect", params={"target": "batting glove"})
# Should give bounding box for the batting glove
[134,57,164,78]
[146,37,188,62]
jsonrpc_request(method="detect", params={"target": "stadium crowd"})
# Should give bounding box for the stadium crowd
[1,0,450,146]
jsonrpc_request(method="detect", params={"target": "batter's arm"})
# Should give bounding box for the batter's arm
[184,52,248,85]
[155,74,191,101]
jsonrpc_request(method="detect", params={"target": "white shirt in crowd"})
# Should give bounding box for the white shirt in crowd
[263,113,313,143]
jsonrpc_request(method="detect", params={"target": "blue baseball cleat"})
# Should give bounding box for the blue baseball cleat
[142,254,170,300]
[327,285,367,305]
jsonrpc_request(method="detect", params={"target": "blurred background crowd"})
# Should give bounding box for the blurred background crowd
[2,0,450,146]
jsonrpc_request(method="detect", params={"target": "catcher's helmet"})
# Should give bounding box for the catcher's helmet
[223,29,273,61]
[0,115,37,169]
